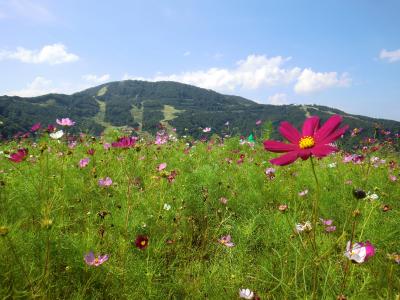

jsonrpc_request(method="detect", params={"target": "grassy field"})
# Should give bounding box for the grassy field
[0,127,399,299]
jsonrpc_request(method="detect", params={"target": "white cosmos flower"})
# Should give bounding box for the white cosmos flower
[163,203,171,211]
[239,288,254,299]
[50,130,64,139]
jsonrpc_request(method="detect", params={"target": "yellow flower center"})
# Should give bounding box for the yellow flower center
[299,136,315,149]
[141,240,146,246]
[94,258,99,264]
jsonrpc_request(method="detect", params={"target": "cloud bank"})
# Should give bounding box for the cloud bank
[124,54,350,94]
[0,43,79,65]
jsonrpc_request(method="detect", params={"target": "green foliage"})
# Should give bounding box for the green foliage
[0,134,399,299]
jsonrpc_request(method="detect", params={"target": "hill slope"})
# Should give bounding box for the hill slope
[1,80,399,139]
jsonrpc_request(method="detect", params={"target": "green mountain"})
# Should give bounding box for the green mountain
[1,80,399,140]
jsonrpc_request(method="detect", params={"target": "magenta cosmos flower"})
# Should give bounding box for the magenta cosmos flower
[9,148,28,163]
[84,251,109,266]
[56,118,75,126]
[111,136,138,148]
[264,115,348,166]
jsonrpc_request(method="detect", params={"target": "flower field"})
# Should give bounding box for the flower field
[0,116,399,299]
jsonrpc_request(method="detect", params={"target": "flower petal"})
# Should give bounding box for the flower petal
[319,125,349,145]
[298,149,312,160]
[279,121,301,144]
[314,115,343,143]
[270,151,299,166]
[311,144,338,158]
[302,116,320,136]
[263,140,297,153]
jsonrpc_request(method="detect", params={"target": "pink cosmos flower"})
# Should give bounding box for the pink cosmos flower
[98,177,112,187]
[87,148,95,156]
[219,197,228,205]
[112,136,138,148]
[56,118,75,126]
[389,175,397,182]
[9,148,28,163]
[263,115,348,166]
[157,162,167,172]
[30,123,41,132]
[79,158,90,168]
[298,189,308,197]
[103,143,111,150]
[84,251,109,266]
[344,241,375,263]
[203,127,211,133]
[256,120,262,126]
[68,141,77,149]
[265,167,276,180]
[218,235,235,247]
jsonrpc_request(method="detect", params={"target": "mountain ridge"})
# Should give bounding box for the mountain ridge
[1,80,399,140]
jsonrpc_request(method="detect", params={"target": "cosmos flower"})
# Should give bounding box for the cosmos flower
[84,251,109,266]
[98,177,112,187]
[56,118,75,126]
[344,241,375,263]
[135,235,149,250]
[298,189,308,197]
[239,288,255,299]
[9,148,28,163]
[265,167,276,180]
[79,158,90,168]
[219,197,228,205]
[218,235,235,247]
[87,148,95,156]
[256,120,262,126]
[278,204,288,212]
[103,143,111,150]
[112,136,138,148]
[50,130,64,139]
[68,141,77,149]
[30,123,41,132]
[295,221,312,233]
[202,127,211,133]
[157,162,167,172]
[389,175,397,182]
[263,115,348,166]
[163,203,171,210]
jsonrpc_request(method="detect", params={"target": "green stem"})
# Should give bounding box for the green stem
[310,156,320,300]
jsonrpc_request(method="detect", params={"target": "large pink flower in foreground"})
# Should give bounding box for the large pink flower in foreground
[263,115,348,166]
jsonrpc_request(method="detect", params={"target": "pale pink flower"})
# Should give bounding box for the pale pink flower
[103,143,111,150]
[84,251,109,266]
[98,177,113,187]
[298,189,308,197]
[56,118,75,126]
[79,158,90,168]
[344,241,375,263]
[157,162,167,172]
[202,127,211,133]
[218,235,235,247]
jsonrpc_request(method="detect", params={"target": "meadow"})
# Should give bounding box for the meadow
[0,119,399,299]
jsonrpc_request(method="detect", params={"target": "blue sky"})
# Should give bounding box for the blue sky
[0,0,399,120]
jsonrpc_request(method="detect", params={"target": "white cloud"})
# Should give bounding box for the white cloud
[0,43,79,65]
[6,76,59,97]
[268,93,289,105]
[82,74,110,84]
[294,68,351,94]
[124,54,301,91]
[379,48,400,63]
[183,51,191,57]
